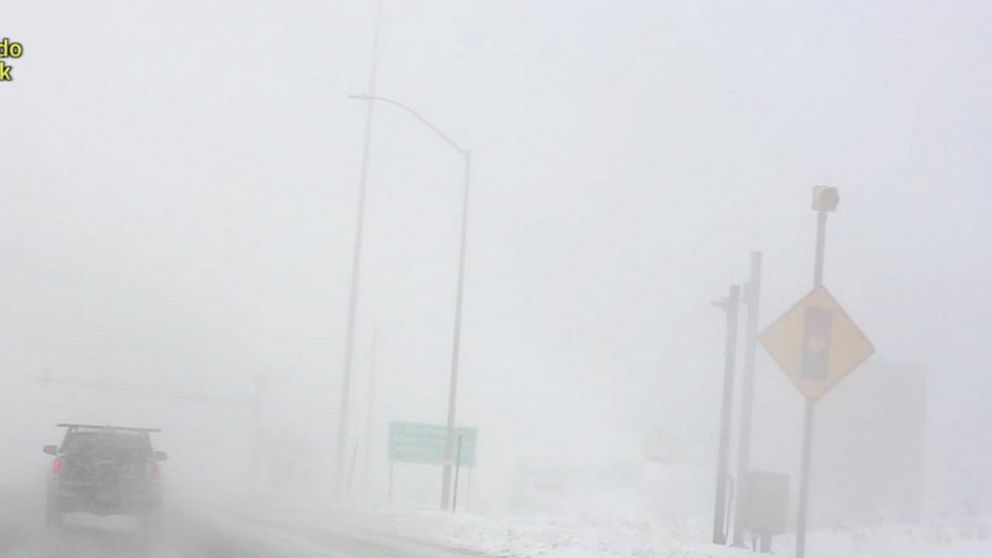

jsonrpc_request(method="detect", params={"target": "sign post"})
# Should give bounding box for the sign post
[759,188,874,558]
[712,284,741,545]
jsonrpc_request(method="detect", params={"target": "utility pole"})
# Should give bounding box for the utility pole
[336,0,383,498]
[795,186,839,558]
[712,284,740,545]
[731,252,762,546]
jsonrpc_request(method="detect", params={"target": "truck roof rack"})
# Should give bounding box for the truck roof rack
[56,423,161,433]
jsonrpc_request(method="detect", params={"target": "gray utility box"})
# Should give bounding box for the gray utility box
[743,471,789,534]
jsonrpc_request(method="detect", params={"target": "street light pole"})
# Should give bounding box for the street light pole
[441,148,471,511]
[336,0,384,498]
[347,94,471,511]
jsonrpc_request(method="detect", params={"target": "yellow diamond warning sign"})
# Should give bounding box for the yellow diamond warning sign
[760,286,874,401]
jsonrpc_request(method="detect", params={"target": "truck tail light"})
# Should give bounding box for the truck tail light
[51,458,64,476]
[149,462,160,481]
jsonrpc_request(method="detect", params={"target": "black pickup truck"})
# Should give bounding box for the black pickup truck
[44,424,167,526]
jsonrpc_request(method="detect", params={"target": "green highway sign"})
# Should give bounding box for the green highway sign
[388,421,478,468]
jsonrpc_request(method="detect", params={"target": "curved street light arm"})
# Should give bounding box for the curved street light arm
[349,94,468,156]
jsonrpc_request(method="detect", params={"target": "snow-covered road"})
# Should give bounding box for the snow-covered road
[0,500,488,558]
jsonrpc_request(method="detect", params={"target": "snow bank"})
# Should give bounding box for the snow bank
[381,510,992,558]
[384,511,732,558]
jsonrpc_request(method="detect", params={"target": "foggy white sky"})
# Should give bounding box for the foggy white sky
[2,0,990,506]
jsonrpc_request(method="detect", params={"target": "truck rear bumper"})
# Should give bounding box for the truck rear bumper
[51,483,160,516]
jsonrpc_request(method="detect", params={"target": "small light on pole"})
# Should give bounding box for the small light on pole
[811,186,839,212]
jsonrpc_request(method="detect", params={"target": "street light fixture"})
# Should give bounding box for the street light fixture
[349,93,472,511]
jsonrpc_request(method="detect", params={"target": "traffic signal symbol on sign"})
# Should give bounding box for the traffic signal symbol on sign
[801,306,833,380]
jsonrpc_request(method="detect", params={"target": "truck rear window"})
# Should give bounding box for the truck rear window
[62,432,152,453]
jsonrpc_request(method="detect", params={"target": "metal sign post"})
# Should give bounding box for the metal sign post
[712,284,740,545]
[795,209,827,558]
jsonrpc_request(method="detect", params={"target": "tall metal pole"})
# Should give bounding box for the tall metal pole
[731,251,762,546]
[796,209,828,558]
[441,150,472,510]
[336,0,384,498]
[713,284,740,545]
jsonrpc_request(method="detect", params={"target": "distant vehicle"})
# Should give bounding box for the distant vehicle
[44,424,166,527]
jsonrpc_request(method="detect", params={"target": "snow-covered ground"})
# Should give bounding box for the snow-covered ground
[377,510,992,558]
[382,511,714,558]
[236,490,992,558]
